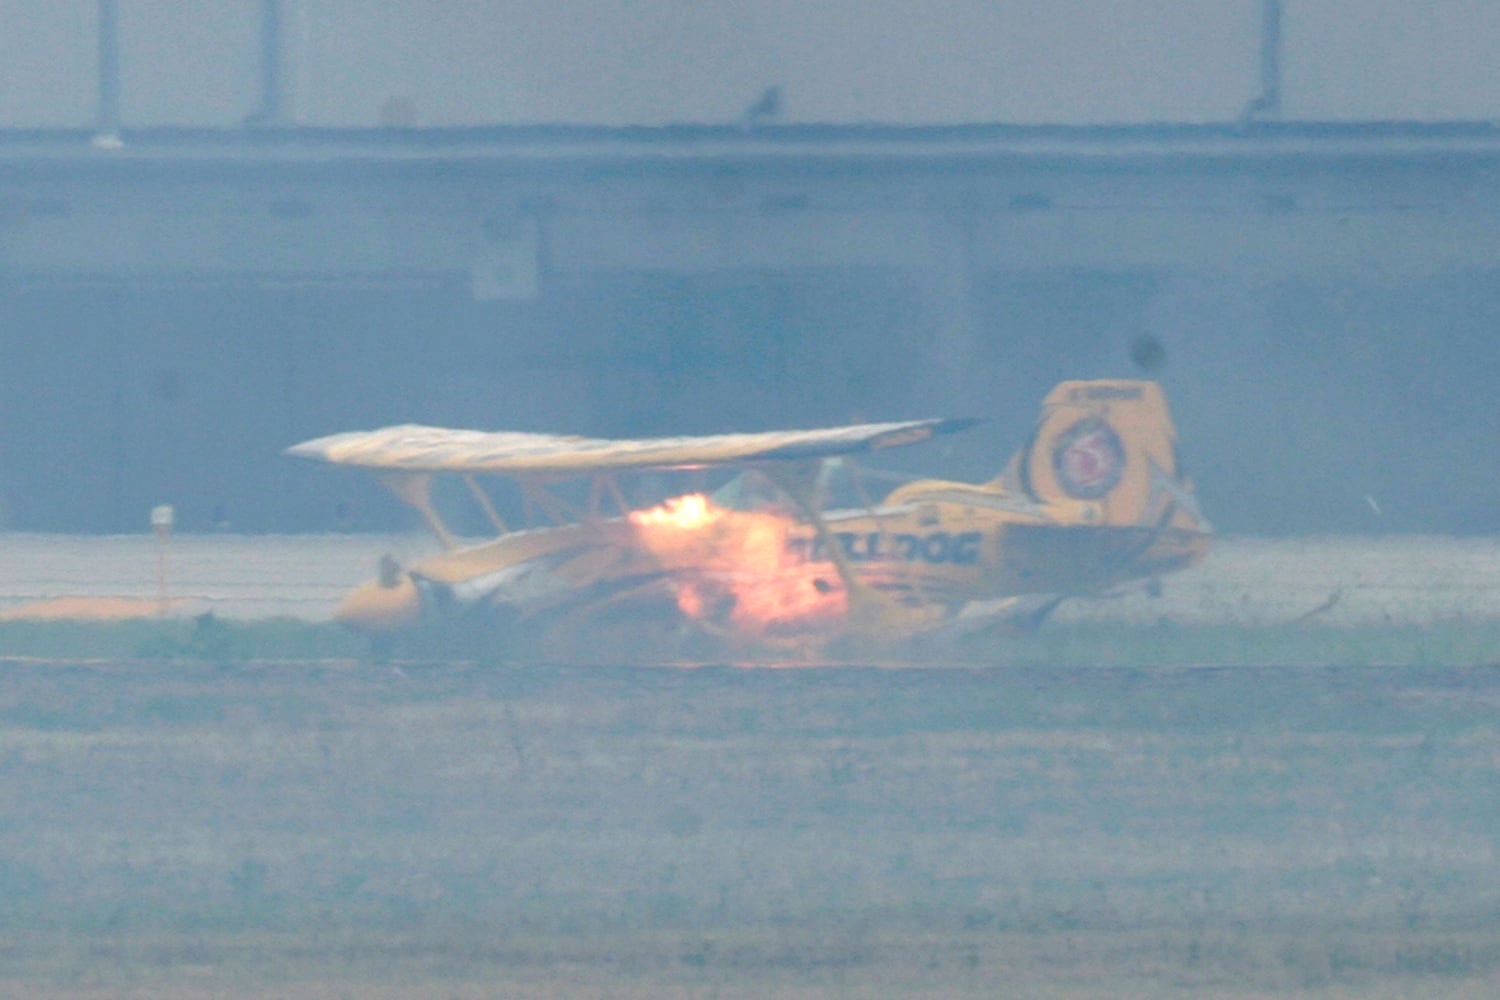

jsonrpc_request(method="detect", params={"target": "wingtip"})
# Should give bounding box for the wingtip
[938,417,983,435]
[283,432,351,461]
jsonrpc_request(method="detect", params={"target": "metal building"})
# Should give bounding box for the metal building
[2,3,1498,533]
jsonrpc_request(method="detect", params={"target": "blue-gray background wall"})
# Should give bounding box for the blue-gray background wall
[0,3,1497,535]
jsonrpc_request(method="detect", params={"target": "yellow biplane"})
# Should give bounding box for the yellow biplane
[287,379,1210,659]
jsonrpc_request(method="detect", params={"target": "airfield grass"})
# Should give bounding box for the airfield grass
[6,927,1500,1000]
[0,615,364,664]
[2,641,1500,996]
[998,620,1500,670]
[2,616,1499,668]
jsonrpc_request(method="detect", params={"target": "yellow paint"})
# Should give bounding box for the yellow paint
[292,380,1212,650]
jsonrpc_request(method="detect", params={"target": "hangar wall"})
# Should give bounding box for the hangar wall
[2,251,1499,536]
[2,127,1499,535]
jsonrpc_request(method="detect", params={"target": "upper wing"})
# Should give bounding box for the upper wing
[285,419,977,476]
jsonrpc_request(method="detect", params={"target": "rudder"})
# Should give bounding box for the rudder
[1013,380,1201,530]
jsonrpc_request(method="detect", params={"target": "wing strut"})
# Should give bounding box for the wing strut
[765,459,948,640]
[588,473,632,520]
[380,473,456,550]
[762,461,892,629]
[520,480,580,526]
[463,475,508,534]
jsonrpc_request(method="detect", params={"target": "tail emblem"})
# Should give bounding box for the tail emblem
[1052,418,1125,499]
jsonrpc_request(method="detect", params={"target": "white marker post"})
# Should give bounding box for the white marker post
[150,504,175,617]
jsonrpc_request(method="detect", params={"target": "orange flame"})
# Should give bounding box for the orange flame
[628,493,720,530]
[629,493,847,636]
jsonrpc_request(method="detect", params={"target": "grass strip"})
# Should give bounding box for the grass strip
[0,617,1497,668]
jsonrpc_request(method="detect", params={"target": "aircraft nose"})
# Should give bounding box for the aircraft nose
[333,575,421,631]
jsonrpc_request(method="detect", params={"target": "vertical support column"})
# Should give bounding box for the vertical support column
[95,0,121,142]
[250,0,285,125]
[105,287,127,531]
[1244,0,1282,119]
[921,214,981,434]
[1259,0,1282,117]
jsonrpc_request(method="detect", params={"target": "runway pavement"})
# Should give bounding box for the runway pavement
[4,532,1500,627]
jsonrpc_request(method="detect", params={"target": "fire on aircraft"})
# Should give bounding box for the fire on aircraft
[286,380,1211,660]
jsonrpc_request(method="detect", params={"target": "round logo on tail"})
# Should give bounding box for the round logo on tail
[1052,418,1125,499]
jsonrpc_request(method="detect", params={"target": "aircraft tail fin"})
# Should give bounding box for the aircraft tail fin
[1002,380,1206,531]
